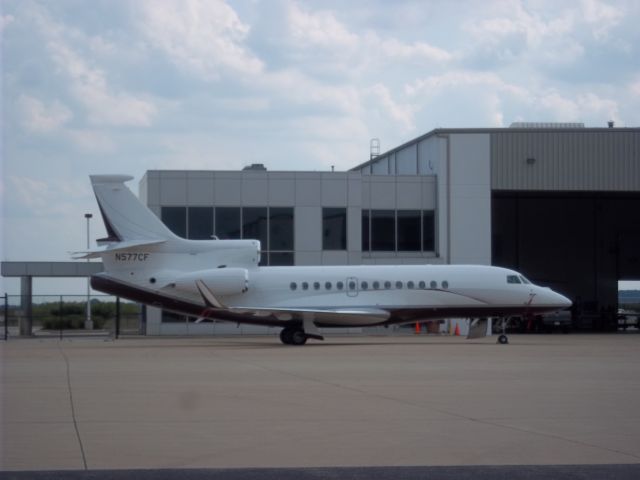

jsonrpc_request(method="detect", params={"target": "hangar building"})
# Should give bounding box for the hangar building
[140,123,639,334]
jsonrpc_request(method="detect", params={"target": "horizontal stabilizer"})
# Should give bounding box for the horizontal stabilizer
[70,239,166,259]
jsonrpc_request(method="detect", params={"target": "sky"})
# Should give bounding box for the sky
[1,0,640,295]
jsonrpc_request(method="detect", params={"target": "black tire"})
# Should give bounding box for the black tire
[290,329,308,346]
[279,327,294,345]
[497,334,509,345]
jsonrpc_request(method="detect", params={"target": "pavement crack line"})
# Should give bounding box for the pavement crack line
[57,343,88,470]
[217,353,640,462]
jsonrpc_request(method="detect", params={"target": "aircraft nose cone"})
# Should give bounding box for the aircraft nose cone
[556,292,572,308]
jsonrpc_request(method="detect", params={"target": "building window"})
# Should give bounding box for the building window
[269,207,294,251]
[188,207,213,240]
[362,210,370,251]
[243,207,268,248]
[371,210,395,251]
[161,207,186,238]
[423,210,435,252]
[323,208,347,250]
[268,252,294,266]
[361,209,436,253]
[397,211,421,251]
[215,207,241,239]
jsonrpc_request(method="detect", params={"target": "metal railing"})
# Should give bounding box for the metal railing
[2,294,143,340]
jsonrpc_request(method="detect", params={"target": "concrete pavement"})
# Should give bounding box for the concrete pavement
[2,334,640,471]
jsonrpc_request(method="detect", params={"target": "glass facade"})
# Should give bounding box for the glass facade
[161,207,186,238]
[362,209,436,253]
[397,210,421,251]
[215,207,241,240]
[188,207,213,240]
[162,203,436,265]
[371,210,395,251]
[269,207,294,251]
[242,207,268,248]
[322,208,347,250]
[161,206,294,265]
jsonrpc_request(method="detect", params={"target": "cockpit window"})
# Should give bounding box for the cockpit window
[519,275,531,284]
[507,275,521,284]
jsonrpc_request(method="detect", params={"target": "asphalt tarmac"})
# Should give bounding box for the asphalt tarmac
[2,334,640,475]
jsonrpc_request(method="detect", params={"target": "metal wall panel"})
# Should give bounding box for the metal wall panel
[492,130,640,191]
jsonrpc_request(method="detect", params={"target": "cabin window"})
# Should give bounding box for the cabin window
[361,281,369,290]
[442,281,449,289]
[290,282,297,291]
[407,281,415,289]
[395,281,403,289]
[373,281,380,290]
[337,281,344,290]
[325,282,332,290]
[302,282,309,290]
[313,282,320,290]
[384,281,391,289]
[507,275,521,284]
[430,280,437,289]
[348,280,356,290]
[418,280,426,289]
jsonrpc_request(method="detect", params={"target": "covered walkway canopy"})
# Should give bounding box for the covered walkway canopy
[1,261,104,336]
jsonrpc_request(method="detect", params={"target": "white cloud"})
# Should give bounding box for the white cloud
[18,95,73,133]
[581,0,623,39]
[365,84,415,132]
[65,129,116,154]
[46,38,157,127]
[137,0,263,79]
[1,13,15,31]
[286,2,452,67]
[288,2,359,50]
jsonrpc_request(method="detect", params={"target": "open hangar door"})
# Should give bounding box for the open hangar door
[492,192,640,331]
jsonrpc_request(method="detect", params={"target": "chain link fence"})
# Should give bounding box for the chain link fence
[1,294,143,340]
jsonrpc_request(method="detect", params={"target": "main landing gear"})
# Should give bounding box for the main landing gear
[279,327,308,345]
[279,325,325,345]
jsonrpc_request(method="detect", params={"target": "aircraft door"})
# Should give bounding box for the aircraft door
[347,277,358,297]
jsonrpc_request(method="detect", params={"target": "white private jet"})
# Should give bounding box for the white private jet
[75,175,571,345]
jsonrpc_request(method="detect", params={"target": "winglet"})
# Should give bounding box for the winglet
[195,280,226,309]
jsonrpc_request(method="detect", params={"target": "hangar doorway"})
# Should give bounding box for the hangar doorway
[492,192,640,331]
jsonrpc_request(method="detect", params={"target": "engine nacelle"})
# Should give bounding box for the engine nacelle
[172,268,249,296]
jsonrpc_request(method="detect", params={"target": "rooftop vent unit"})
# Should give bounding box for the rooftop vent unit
[509,122,585,129]
[242,163,267,171]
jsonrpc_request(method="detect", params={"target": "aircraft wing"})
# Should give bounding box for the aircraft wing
[195,279,389,325]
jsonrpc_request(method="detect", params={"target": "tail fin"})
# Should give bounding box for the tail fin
[90,175,177,242]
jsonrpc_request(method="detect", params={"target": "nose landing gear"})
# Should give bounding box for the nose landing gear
[496,317,509,345]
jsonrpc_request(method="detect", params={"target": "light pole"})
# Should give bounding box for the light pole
[85,213,93,330]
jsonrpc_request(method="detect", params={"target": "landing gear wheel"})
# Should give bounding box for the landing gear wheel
[290,329,308,346]
[497,334,509,345]
[279,327,307,345]
[279,327,294,345]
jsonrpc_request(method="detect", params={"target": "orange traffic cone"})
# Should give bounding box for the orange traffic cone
[454,323,460,336]
[414,322,421,334]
